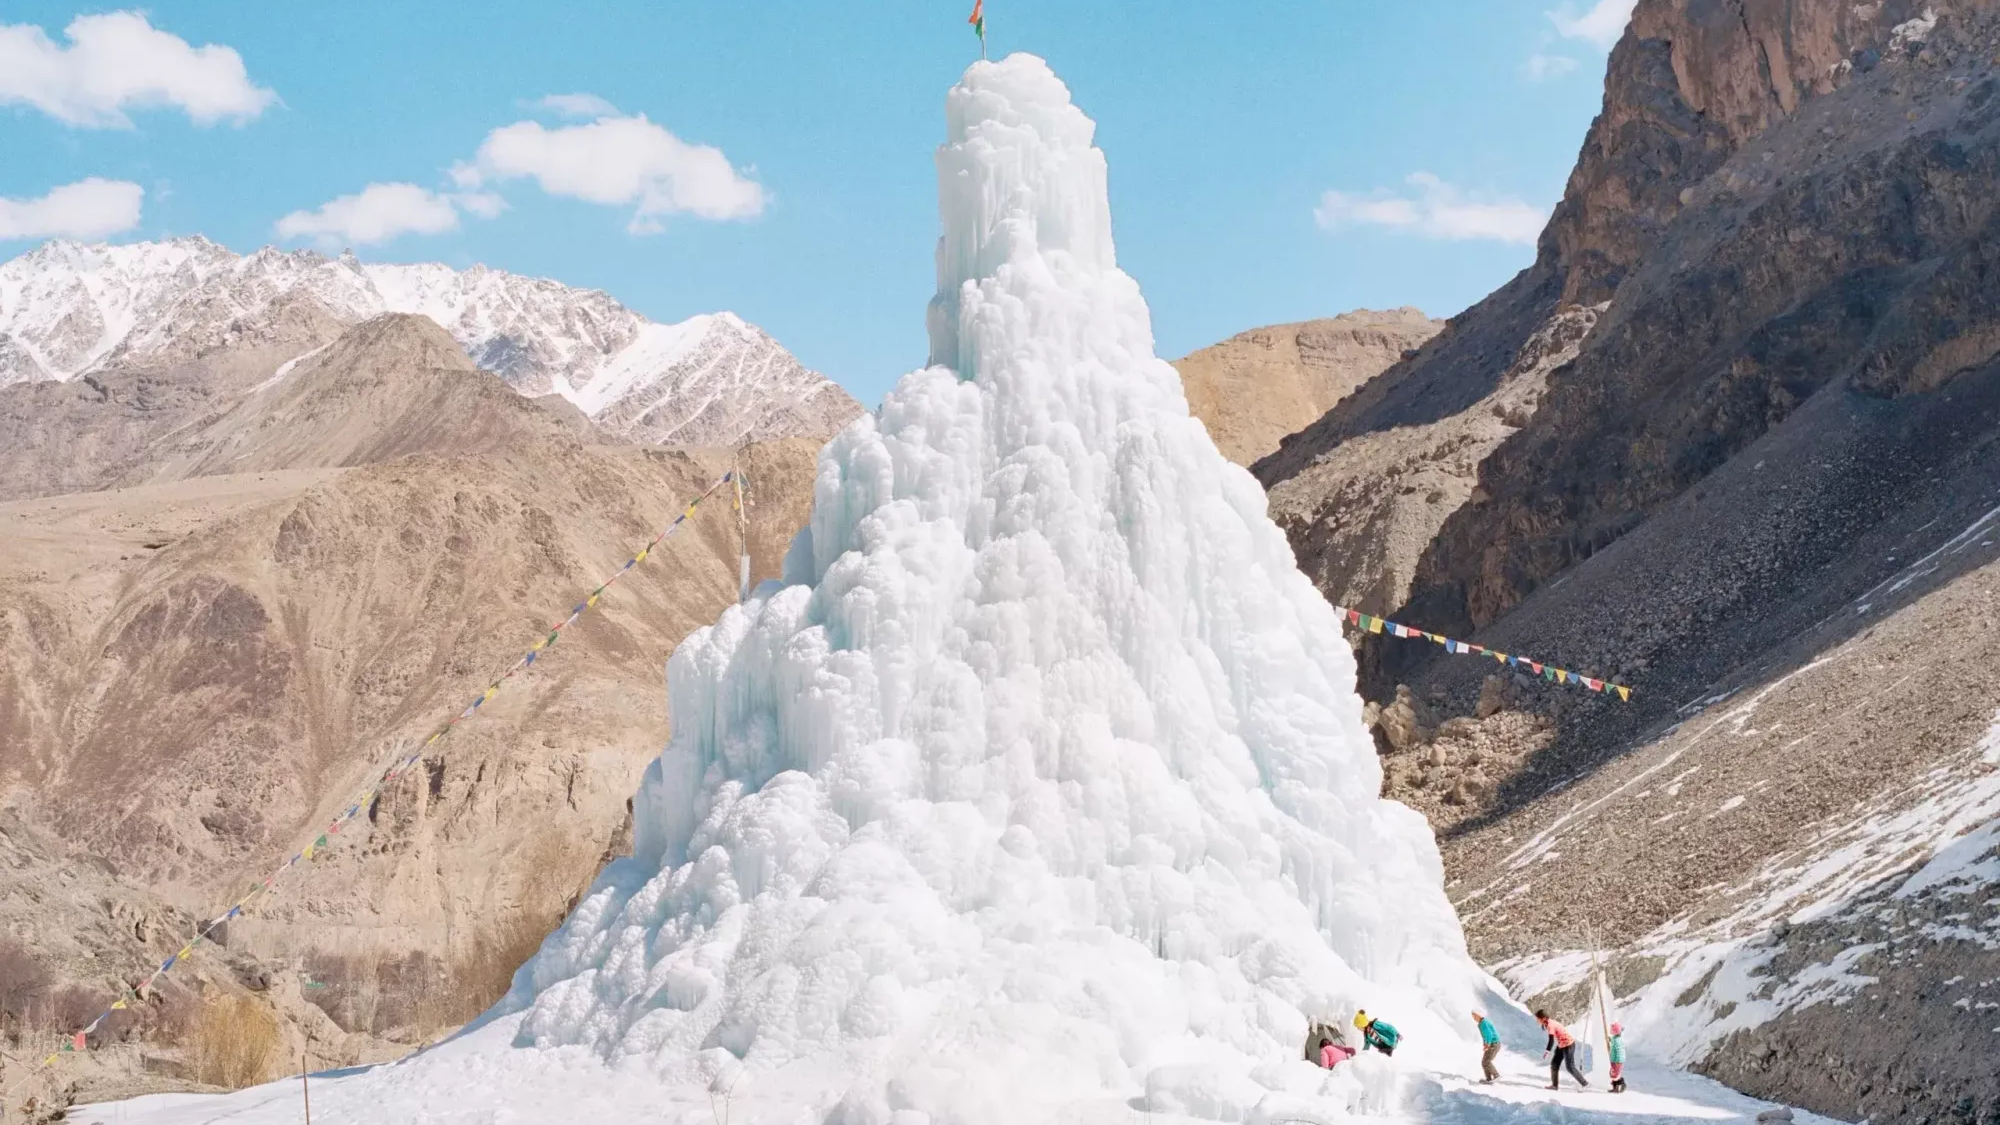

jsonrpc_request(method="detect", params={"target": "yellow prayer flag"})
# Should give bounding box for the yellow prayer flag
[1616,686,1631,701]
[634,547,650,563]
[111,999,128,1010]
[43,1053,58,1065]
[1555,670,1568,683]
[586,593,600,607]
[1367,618,1384,634]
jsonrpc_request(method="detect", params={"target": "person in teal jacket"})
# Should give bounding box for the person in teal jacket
[1353,1010,1400,1057]
[1609,1022,1627,1093]
[1472,1010,1501,1083]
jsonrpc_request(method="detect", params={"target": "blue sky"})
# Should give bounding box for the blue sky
[3,1,1632,405]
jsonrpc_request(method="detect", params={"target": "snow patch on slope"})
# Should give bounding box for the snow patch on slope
[568,315,715,415]
[1497,705,2000,1067]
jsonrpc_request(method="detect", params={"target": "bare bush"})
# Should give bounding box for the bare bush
[0,937,50,1037]
[300,949,363,1031]
[379,950,449,1034]
[185,993,279,1089]
[443,911,546,1027]
[43,985,105,1037]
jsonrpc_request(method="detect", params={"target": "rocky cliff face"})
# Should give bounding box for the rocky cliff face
[1253,2,2000,1121]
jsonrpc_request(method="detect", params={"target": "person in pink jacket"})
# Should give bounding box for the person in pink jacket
[1317,1036,1357,1070]
[1536,1009,1589,1090]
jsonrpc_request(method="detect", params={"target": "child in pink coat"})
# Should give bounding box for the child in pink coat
[1318,1037,1357,1070]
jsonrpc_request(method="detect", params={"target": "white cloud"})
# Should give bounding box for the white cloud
[454,191,508,220]
[538,93,618,119]
[1314,173,1547,246]
[0,178,144,241]
[0,11,274,128]
[1527,53,1582,81]
[275,182,460,247]
[1547,0,1638,50]
[466,114,766,230]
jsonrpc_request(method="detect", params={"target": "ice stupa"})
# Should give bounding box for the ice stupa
[485,54,1491,1121]
[98,55,1495,1125]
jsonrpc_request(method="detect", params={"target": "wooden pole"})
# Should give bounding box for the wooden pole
[1585,929,1614,1074]
[734,452,750,604]
[301,1045,312,1125]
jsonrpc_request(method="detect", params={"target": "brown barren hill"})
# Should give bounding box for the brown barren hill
[139,313,596,481]
[1171,309,1441,466]
[0,307,832,1103]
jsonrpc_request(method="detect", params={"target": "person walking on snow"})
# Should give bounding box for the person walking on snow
[1318,1036,1356,1070]
[1536,1009,1589,1090]
[1472,1010,1501,1083]
[1608,1023,1627,1093]
[1353,1010,1400,1057]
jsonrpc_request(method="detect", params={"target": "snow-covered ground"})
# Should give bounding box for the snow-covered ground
[78,54,1833,1125]
[77,1008,1840,1125]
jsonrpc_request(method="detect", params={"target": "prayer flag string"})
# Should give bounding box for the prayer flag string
[1332,604,1633,702]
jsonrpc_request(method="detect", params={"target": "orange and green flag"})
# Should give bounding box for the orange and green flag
[969,0,986,54]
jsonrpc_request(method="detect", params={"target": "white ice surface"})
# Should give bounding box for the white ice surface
[80,54,1826,1125]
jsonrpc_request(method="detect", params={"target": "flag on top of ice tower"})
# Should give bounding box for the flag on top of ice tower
[969,0,986,55]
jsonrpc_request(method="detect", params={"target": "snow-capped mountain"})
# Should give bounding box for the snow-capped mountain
[0,237,860,447]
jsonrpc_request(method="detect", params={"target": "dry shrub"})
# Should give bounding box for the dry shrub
[43,985,105,1036]
[185,993,279,1089]
[292,831,577,1040]
[442,911,546,1026]
[437,830,576,1022]
[0,938,50,1037]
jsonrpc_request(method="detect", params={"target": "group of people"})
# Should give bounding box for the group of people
[1309,1007,1627,1094]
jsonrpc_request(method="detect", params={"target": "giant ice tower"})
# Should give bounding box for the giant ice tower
[325,55,1490,1124]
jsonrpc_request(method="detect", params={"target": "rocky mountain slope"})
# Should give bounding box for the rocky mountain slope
[0,238,860,449]
[1251,1,2000,1121]
[1170,308,1440,465]
[0,311,827,1109]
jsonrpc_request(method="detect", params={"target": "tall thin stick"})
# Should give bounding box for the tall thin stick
[733,451,751,604]
[1584,924,1614,1073]
[300,1047,312,1125]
